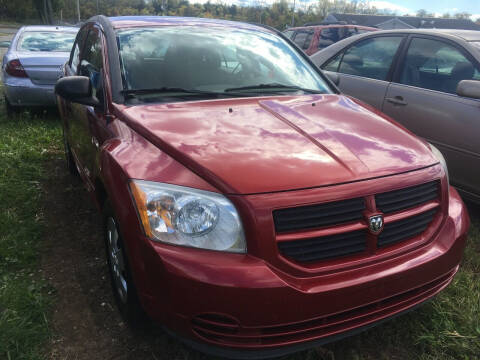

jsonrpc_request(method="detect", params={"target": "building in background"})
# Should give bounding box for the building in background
[320,13,480,30]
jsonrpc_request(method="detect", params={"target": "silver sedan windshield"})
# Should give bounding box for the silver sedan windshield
[117,26,331,94]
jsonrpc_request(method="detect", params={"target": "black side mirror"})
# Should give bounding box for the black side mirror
[0,41,11,48]
[55,76,101,107]
[456,80,480,100]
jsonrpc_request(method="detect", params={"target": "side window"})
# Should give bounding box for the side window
[303,30,314,50]
[322,52,343,72]
[69,28,87,73]
[337,36,403,80]
[400,37,480,94]
[293,31,312,50]
[79,28,104,102]
[338,27,357,41]
[318,28,340,50]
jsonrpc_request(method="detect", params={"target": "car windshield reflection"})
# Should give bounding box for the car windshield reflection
[117,26,331,101]
[17,31,76,52]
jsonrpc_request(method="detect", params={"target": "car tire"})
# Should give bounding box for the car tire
[103,200,147,328]
[62,127,78,176]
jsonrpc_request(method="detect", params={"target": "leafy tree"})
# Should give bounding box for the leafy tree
[454,12,472,20]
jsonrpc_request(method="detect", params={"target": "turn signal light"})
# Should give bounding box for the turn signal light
[5,59,28,78]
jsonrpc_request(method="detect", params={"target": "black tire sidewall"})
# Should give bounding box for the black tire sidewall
[102,200,146,327]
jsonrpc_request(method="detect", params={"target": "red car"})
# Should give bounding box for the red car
[56,15,469,359]
[283,24,378,55]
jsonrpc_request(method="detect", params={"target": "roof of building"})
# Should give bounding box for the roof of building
[327,13,480,30]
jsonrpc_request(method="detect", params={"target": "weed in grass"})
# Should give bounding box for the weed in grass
[0,92,62,360]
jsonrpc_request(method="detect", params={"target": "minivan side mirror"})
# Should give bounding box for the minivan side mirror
[456,80,480,100]
[0,41,11,48]
[55,76,101,107]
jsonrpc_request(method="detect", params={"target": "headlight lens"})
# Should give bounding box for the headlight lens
[429,143,449,183]
[129,180,246,253]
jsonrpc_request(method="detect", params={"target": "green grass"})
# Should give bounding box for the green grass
[0,94,62,359]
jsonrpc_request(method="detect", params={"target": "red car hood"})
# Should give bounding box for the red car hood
[119,94,437,194]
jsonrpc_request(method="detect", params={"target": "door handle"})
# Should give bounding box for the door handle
[386,96,407,106]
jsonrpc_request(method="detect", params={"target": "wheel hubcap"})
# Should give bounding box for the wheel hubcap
[106,217,128,304]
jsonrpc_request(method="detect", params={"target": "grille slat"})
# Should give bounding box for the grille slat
[292,244,366,262]
[278,230,367,262]
[278,231,364,250]
[378,209,437,247]
[273,198,365,233]
[376,181,439,213]
[276,212,365,233]
[279,236,364,256]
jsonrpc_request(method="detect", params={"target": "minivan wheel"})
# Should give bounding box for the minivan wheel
[62,128,78,176]
[103,201,146,327]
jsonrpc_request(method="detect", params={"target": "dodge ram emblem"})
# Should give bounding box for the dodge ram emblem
[368,215,384,234]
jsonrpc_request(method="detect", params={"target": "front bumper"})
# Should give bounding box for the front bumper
[4,77,56,107]
[135,187,469,358]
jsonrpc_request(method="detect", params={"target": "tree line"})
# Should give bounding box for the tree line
[0,0,479,30]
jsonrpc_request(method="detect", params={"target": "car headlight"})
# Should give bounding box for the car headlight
[129,180,246,253]
[429,143,449,184]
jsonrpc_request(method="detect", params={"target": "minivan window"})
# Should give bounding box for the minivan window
[337,36,403,81]
[117,26,331,98]
[17,31,76,52]
[318,28,340,50]
[400,37,480,94]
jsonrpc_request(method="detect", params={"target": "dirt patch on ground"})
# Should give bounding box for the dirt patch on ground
[40,159,216,360]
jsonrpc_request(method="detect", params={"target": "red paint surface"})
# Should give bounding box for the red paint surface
[57,16,470,355]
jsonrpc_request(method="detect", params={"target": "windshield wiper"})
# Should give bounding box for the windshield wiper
[224,83,325,94]
[122,87,225,97]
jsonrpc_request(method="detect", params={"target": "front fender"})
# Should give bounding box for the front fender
[97,120,220,301]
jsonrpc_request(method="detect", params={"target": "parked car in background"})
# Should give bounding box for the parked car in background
[283,24,377,55]
[1,25,78,113]
[55,15,469,359]
[311,29,480,203]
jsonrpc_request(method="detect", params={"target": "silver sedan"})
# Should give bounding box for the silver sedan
[1,25,78,112]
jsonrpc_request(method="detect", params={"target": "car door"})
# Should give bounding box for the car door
[62,26,88,171]
[69,26,107,190]
[321,35,405,108]
[382,35,480,199]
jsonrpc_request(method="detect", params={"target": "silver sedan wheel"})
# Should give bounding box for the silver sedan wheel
[106,217,128,304]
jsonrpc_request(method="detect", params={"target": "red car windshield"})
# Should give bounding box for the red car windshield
[116,25,331,97]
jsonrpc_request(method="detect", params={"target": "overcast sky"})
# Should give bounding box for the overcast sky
[368,0,480,19]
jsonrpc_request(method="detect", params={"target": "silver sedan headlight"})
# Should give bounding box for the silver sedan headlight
[130,180,246,253]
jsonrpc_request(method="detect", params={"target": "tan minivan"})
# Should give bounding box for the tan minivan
[311,29,480,202]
